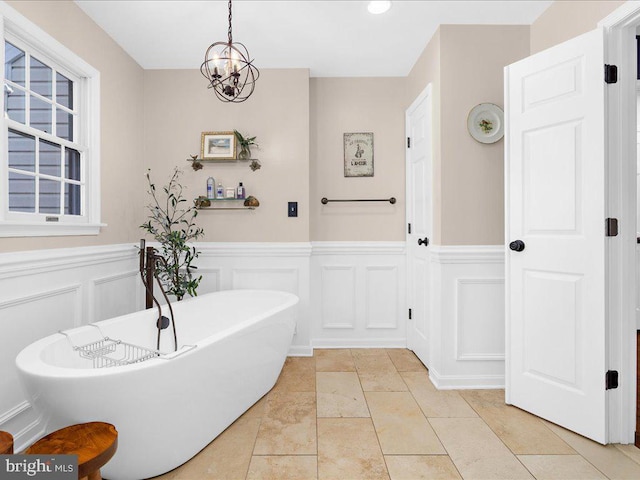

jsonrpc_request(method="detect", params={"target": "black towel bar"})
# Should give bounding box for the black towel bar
[321,197,396,205]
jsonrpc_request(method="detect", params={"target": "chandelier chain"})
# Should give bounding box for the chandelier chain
[228,0,233,44]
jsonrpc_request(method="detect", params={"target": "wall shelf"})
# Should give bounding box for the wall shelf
[194,198,258,211]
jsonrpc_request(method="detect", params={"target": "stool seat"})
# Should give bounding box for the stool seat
[0,431,13,454]
[25,422,117,480]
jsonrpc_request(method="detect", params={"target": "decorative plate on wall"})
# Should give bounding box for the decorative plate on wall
[467,103,504,144]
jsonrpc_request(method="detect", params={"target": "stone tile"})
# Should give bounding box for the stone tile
[315,348,356,372]
[169,415,261,480]
[240,393,269,421]
[272,356,316,392]
[402,372,478,418]
[317,418,389,480]
[317,372,369,418]
[385,456,462,480]
[517,455,607,480]
[429,418,534,479]
[355,354,407,391]
[459,390,574,454]
[365,392,445,454]
[544,421,640,480]
[387,349,427,372]
[351,348,391,357]
[615,444,640,466]
[358,370,408,392]
[253,391,317,455]
[246,456,317,480]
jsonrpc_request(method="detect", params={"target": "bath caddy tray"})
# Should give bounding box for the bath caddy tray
[59,325,196,369]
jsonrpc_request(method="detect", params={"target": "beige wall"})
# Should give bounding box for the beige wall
[143,69,310,242]
[405,25,529,246]
[531,0,624,54]
[1,0,145,253]
[310,78,406,241]
[439,25,529,245]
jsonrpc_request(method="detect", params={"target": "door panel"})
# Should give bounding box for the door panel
[506,28,607,443]
[406,85,432,367]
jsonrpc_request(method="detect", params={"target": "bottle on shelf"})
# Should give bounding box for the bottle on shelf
[216,182,224,199]
[207,177,215,200]
[237,182,245,199]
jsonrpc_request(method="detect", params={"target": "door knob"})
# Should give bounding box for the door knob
[417,237,429,247]
[509,240,525,252]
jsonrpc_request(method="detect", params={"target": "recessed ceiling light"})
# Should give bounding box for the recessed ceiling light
[367,1,391,15]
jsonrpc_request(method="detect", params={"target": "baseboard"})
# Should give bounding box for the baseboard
[312,338,407,349]
[288,345,314,357]
[428,367,504,390]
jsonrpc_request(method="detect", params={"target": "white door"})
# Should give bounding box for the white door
[505,28,608,443]
[406,85,433,367]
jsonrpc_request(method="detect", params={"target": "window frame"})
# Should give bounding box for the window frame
[0,3,102,237]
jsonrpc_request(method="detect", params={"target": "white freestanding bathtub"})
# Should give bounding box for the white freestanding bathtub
[16,289,298,480]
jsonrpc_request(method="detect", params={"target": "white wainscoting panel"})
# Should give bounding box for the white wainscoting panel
[429,246,506,389]
[0,244,140,450]
[92,270,140,322]
[196,243,312,356]
[311,242,406,348]
[321,266,356,329]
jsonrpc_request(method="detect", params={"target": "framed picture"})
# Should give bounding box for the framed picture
[344,132,374,177]
[200,131,237,161]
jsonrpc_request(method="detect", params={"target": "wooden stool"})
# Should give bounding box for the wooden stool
[0,430,13,454]
[25,422,117,480]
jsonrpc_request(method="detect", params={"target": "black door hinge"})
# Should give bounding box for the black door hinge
[408,308,412,320]
[606,370,619,390]
[408,223,412,234]
[605,64,618,84]
[407,137,411,148]
[605,218,618,237]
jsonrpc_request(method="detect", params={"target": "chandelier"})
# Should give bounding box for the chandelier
[200,0,259,103]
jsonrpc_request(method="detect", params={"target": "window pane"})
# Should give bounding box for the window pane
[39,178,60,214]
[4,42,25,86]
[39,139,61,177]
[65,148,81,181]
[30,56,52,99]
[56,72,73,109]
[65,183,81,215]
[8,129,35,172]
[56,108,73,141]
[30,95,52,133]
[9,171,35,212]
[4,85,25,123]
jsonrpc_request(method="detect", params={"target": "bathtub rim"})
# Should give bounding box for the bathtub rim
[15,289,299,379]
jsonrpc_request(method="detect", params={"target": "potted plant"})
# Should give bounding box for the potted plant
[140,168,204,301]
[233,130,258,160]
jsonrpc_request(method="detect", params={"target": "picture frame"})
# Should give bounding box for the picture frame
[200,131,237,161]
[344,132,374,177]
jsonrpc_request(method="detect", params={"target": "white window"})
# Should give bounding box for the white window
[0,3,101,237]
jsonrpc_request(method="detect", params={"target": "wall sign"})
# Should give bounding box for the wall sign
[344,132,374,177]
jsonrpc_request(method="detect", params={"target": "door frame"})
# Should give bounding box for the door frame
[599,1,640,444]
[405,83,433,359]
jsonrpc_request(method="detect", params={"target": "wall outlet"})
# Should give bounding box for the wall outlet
[288,202,298,217]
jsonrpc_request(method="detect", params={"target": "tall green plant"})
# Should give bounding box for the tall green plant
[141,168,204,301]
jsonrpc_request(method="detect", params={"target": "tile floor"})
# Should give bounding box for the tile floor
[152,349,640,480]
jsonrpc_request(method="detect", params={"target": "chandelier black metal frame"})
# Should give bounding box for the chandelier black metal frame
[200,0,259,103]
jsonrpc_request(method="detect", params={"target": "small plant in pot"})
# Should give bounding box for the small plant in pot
[234,130,258,160]
[141,168,204,301]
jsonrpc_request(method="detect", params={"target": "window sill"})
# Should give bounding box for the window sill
[0,222,106,238]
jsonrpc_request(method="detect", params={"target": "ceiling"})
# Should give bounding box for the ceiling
[75,1,552,77]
